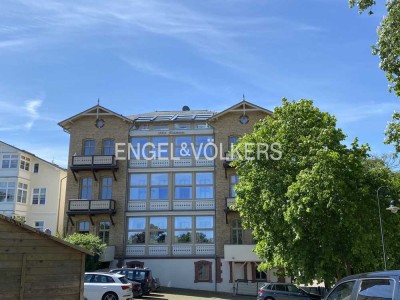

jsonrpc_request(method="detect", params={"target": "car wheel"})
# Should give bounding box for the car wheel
[102,292,119,300]
[265,297,275,300]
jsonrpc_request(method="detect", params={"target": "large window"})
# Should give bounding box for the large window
[81,178,93,200]
[195,173,213,199]
[32,188,46,205]
[2,154,18,169]
[17,183,28,204]
[174,136,192,157]
[152,137,169,158]
[127,217,146,244]
[195,216,214,243]
[103,139,115,155]
[83,140,95,155]
[149,217,167,244]
[130,174,147,200]
[20,155,30,171]
[101,177,112,200]
[78,221,90,234]
[194,260,212,283]
[130,137,149,159]
[0,182,16,202]
[231,219,243,244]
[195,136,213,157]
[230,175,239,197]
[150,174,168,200]
[98,221,111,244]
[174,216,192,243]
[175,173,192,199]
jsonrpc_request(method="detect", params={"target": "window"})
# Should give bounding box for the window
[195,216,214,243]
[32,188,46,205]
[175,123,190,130]
[17,183,28,204]
[2,154,18,169]
[34,221,44,231]
[98,221,111,244]
[130,174,147,200]
[33,163,39,173]
[127,217,146,244]
[174,136,192,157]
[80,178,93,200]
[327,281,356,300]
[101,177,112,200]
[231,219,243,244]
[20,155,30,171]
[150,173,168,200]
[194,136,213,157]
[152,124,169,131]
[131,137,149,159]
[230,175,239,197]
[0,182,16,202]
[78,221,90,234]
[149,217,167,244]
[255,268,267,280]
[103,139,115,155]
[195,173,213,199]
[194,260,212,283]
[175,173,192,199]
[152,137,169,158]
[83,140,95,155]
[357,279,394,300]
[228,136,239,150]
[174,216,192,243]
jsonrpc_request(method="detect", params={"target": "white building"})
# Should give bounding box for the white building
[0,141,67,234]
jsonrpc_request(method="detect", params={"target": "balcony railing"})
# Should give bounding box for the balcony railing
[70,155,118,181]
[67,199,116,214]
[223,152,237,168]
[226,197,237,210]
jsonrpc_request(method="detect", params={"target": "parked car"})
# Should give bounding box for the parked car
[257,283,321,300]
[84,272,134,300]
[110,268,154,295]
[324,270,399,300]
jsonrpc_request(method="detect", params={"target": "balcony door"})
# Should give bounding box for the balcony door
[101,177,112,200]
[81,178,93,200]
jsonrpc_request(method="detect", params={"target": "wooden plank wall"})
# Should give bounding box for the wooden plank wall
[0,220,84,300]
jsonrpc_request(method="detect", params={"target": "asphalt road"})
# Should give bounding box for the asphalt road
[141,288,255,300]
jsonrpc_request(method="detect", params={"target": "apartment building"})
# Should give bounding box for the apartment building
[59,100,287,292]
[0,141,67,234]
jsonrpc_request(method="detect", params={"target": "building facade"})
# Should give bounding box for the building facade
[0,141,67,234]
[59,101,287,293]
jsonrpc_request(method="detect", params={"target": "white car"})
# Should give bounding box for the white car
[84,272,134,300]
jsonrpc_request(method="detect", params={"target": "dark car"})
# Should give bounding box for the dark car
[110,268,154,295]
[257,283,321,300]
[324,270,400,300]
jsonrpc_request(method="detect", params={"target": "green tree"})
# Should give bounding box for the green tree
[350,1,400,154]
[232,99,400,286]
[64,233,106,271]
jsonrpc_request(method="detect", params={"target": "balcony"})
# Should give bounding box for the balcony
[224,244,261,262]
[70,155,118,181]
[67,199,116,225]
[125,244,215,257]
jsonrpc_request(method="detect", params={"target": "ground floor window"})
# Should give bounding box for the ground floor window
[98,221,111,244]
[194,260,212,283]
[78,221,90,234]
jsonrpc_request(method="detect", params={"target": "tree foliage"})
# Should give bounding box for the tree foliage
[232,99,400,286]
[64,233,106,271]
[350,1,400,155]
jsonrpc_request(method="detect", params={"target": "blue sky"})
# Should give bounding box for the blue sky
[0,0,398,167]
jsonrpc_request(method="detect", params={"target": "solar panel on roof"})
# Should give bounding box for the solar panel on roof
[175,114,194,120]
[154,115,174,121]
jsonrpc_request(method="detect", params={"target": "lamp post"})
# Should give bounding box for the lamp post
[376,186,400,271]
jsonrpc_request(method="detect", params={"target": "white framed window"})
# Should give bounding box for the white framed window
[149,217,167,244]
[129,174,147,200]
[174,172,214,200]
[174,216,192,243]
[150,173,168,200]
[231,219,243,245]
[127,217,146,244]
[230,175,239,197]
[32,188,46,205]
[78,221,90,234]
[195,216,214,243]
[20,155,30,171]
[0,182,16,202]
[174,136,192,157]
[174,173,192,199]
[195,173,213,199]
[174,123,191,130]
[17,183,28,204]
[194,136,214,157]
[34,221,44,231]
[98,221,111,244]
[2,154,18,169]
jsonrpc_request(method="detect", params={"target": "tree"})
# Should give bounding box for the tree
[350,1,400,154]
[232,99,400,286]
[64,233,106,271]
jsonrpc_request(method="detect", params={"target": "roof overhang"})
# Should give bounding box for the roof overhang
[208,100,272,121]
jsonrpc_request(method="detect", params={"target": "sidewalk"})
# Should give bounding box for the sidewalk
[142,287,255,300]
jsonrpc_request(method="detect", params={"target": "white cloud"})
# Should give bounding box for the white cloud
[0,98,43,131]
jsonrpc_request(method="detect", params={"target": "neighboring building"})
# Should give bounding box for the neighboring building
[0,141,67,234]
[0,214,91,300]
[58,100,288,293]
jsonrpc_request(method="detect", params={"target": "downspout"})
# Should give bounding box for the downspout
[57,175,67,237]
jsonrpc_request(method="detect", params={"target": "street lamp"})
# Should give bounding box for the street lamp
[376,186,400,271]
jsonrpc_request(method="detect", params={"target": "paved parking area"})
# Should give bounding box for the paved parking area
[141,288,254,300]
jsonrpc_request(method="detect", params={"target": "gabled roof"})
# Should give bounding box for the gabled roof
[0,140,66,171]
[58,105,133,132]
[0,214,92,255]
[208,100,273,121]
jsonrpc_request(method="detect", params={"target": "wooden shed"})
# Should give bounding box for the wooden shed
[0,214,92,300]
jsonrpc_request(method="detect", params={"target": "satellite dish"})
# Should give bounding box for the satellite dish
[182,105,190,111]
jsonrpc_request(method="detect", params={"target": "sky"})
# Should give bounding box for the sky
[0,0,398,167]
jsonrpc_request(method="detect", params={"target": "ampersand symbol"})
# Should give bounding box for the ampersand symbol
[180,142,191,157]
